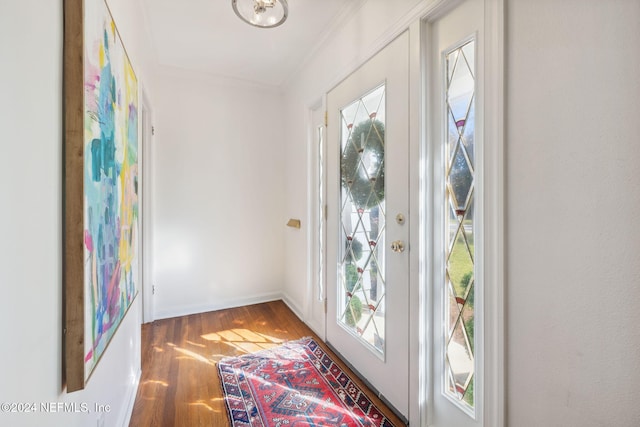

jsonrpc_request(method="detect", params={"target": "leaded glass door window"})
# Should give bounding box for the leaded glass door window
[445,38,476,410]
[339,84,387,354]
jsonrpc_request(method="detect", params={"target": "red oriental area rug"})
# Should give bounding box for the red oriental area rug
[217,337,397,427]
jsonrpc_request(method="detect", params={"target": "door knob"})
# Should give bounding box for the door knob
[391,240,405,253]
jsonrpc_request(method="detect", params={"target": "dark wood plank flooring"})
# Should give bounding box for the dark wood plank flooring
[129,300,405,426]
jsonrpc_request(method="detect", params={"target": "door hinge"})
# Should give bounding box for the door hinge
[324,298,327,314]
[151,126,155,136]
[324,111,328,127]
[324,204,328,220]
[152,285,156,295]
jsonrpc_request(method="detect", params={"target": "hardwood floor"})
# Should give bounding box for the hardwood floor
[129,300,405,426]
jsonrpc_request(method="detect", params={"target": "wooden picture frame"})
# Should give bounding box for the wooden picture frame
[64,0,139,392]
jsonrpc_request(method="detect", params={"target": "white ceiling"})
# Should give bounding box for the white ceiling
[141,0,358,87]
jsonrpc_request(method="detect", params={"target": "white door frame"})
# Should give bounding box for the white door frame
[305,97,327,340]
[140,87,155,324]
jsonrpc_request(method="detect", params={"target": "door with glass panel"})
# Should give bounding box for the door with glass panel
[427,0,484,425]
[326,31,409,417]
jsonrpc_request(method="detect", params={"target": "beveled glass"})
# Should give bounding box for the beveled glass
[338,84,387,354]
[444,39,476,409]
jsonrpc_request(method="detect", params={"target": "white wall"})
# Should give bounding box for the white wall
[0,1,153,426]
[107,0,154,88]
[150,66,286,319]
[506,0,640,425]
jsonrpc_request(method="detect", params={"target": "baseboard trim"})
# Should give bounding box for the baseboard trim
[154,293,283,320]
[303,318,325,341]
[280,292,304,321]
[154,292,290,320]
[119,368,141,427]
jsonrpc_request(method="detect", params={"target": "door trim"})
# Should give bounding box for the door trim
[140,86,155,324]
[305,97,327,340]
[479,1,506,425]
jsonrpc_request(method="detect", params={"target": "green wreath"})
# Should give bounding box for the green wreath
[341,119,385,209]
[344,238,363,264]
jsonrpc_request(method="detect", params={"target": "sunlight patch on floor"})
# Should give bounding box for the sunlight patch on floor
[188,401,214,412]
[210,353,229,362]
[142,379,169,387]
[200,328,286,355]
[138,379,169,400]
[172,346,216,365]
[202,328,283,343]
[230,341,281,354]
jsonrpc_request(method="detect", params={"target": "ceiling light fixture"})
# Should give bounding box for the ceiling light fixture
[232,0,288,29]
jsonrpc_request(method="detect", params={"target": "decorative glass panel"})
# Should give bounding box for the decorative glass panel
[339,84,386,354]
[444,39,475,409]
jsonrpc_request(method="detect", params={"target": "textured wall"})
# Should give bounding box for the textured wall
[506,0,640,425]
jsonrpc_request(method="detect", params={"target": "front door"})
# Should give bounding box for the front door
[326,31,410,417]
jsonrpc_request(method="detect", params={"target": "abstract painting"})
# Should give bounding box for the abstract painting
[64,0,138,391]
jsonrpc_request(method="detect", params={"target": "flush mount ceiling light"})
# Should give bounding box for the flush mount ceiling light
[232,0,288,29]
